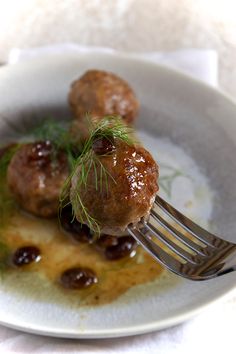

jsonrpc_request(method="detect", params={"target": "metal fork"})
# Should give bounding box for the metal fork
[128,196,236,280]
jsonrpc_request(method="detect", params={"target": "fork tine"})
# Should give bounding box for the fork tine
[127,227,184,274]
[150,209,207,256]
[155,195,218,247]
[146,221,199,264]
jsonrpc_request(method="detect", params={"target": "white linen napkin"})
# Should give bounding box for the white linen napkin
[1,45,235,354]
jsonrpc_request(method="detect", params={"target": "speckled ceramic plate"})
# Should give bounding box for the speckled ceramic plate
[0,51,236,338]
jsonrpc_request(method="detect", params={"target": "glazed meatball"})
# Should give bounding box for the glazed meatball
[69,117,97,147]
[68,70,139,125]
[70,138,158,235]
[7,141,69,218]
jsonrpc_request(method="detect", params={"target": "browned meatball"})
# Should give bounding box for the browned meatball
[68,70,139,125]
[70,138,158,235]
[7,141,69,218]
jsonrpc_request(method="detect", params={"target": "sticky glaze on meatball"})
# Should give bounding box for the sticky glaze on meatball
[70,138,158,235]
[68,70,139,124]
[7,141,69,218]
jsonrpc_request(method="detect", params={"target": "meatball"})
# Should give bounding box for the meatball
[7,141,69,218]
[70,138,158,235]
[69,115,101,146]
[68,70,139,125]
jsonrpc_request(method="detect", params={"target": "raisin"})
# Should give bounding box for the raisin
[12,246,41,267]
[60,205,92,243]
[96,234,119,249]
[105,236,137,260]
[60,267,98,289]
[92,137,115,155]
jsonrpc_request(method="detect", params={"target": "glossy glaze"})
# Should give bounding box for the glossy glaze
[71,139,159,235]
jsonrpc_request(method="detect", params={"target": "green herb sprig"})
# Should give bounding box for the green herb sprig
[30,118,77,169]
[159,163,189,198]
[0,144,21,220]
[60,116,135,233]
[0,144,20,274]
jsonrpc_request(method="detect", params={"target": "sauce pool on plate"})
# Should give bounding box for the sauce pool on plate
[2,205,163,306]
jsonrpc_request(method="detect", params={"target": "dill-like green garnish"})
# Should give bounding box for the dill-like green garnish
[30,118,77,169]
[0,144,21,224]
[86,115,135,145]
[0,144,20,274]
[0,118,79,274]
[30,118,69,148]
[60,116,135,233]
[3,117,78,169]
[0,144,21,178]
[159,163,186,198]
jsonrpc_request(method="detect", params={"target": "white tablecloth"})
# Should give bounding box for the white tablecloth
[1,45,235,354]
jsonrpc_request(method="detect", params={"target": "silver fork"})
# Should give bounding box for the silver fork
[128,195,236,280]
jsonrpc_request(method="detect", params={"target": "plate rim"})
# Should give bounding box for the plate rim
[0,286,235,339]
[2,48,236,107]
[1,50,236,338]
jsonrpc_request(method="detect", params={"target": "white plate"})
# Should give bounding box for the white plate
[0,51,236,338]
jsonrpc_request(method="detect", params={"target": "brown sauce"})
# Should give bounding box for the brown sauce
[3,209,164,306]
[0,139,164,307]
